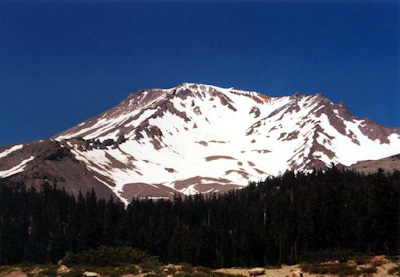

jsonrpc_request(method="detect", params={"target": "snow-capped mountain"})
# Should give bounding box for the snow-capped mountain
[1,83,399,204]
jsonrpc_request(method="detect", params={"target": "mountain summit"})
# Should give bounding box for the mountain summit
[1,83,399,203]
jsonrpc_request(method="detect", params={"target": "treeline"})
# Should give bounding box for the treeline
[0,167,398,267]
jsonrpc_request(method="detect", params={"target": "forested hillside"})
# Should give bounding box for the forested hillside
[0,167,398,267]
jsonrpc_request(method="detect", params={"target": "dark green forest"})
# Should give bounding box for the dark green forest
[0,167,398,267]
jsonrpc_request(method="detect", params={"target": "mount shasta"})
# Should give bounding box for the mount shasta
[1,83,399,204]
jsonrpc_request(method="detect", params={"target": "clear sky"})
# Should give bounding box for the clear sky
[0,0,399,147]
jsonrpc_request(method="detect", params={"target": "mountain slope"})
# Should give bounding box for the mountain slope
[0,140,114,199]
[1,83,399,203]
[345,154,400,174]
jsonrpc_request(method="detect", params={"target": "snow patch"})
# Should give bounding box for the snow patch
[0,144,23,159]
[0,156,34,178]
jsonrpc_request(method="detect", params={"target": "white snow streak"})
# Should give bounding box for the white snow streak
[0,144,23,159]
[0,156,34,178]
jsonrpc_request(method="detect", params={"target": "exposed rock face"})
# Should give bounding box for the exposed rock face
[248,268,265,277]
[0,83,399,203]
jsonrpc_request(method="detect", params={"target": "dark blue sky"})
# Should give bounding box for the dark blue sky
[0,1,399,146]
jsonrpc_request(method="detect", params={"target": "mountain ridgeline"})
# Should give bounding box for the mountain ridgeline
[0,167,398,266]
[0,83,399,203]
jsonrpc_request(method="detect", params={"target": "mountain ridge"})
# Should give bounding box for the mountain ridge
[0,83,399,203]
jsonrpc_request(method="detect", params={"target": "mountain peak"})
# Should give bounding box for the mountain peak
[1,83,399,203]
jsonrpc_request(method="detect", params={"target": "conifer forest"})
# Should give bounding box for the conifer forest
[0,167,398,267]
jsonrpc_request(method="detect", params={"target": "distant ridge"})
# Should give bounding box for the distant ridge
[345,153,400,174]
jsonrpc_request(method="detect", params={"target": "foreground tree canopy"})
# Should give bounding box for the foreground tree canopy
[0,167,398,267]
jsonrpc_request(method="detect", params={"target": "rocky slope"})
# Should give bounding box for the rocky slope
[0,83,399,203]
[346,154,400,174]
